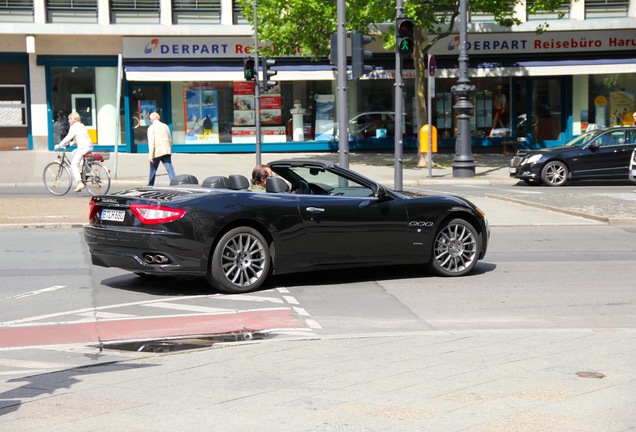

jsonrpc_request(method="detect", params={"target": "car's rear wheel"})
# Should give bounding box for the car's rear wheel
[429,218,480,277]
[208,227,271,294]
[541,161,568,186]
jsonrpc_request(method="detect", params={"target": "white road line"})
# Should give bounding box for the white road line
[283,295,299,305]
[0,294,282,326]
[75,312,136,319]
[142,302,236,314]
[9,285,67,300]
[305,319,323,329]
[293,307,310,316]
[224,294,284,303]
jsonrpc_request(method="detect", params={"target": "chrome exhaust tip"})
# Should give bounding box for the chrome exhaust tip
[143,254,170,264]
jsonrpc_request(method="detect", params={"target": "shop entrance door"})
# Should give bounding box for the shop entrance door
[128,83,170,153]
[513,77,569,148]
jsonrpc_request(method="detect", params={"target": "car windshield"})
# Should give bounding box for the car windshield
[280,166,376,197]
[564,130,604,147]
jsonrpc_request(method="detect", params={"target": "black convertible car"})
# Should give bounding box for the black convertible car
[84,159,489,293]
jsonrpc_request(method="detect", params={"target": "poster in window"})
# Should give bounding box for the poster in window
[138,100,156,127]
[260,94,282,126]
[184,85,219,143]
[609,91,635,126]
[314,94,335,140]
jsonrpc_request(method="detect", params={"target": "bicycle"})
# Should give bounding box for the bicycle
[43,147,111,196]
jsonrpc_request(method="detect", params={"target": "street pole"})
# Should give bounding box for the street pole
[336,0,349,168]
[394,0,404,191]
[253,0,262,165]
[451,0,476,177]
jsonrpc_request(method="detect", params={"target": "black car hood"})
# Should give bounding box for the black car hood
[520,145,574,157]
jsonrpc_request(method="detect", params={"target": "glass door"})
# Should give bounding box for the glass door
[513,77,569,148]
[128,83,169,153]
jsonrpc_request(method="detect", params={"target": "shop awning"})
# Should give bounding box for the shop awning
[432,56,636,78]
[124,63,337,82]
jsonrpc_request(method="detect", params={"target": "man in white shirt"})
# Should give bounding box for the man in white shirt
[147,112,176,186]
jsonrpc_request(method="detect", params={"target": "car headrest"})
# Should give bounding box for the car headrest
[202,176,230,189]
[170,174,199,186]
[265,177,290,193]
[228,174,250,190]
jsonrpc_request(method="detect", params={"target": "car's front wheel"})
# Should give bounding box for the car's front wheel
[541,161,568,186]
[429,218,480,277]
[208,227,271,294]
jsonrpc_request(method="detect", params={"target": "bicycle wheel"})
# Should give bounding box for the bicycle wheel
[83,162,111,195]
[43,162,72,196]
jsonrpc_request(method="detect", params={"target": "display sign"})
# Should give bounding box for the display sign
[184,85,219,143]
[431,29,636,55]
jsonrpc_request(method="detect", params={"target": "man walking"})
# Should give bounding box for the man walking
[147,112,176,186]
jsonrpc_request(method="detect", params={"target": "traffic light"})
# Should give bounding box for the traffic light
[396,17,415,57]
[351,31,372,80]
[243,57,255,81]
[261,56,277,92]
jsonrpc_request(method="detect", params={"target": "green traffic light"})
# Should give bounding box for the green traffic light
[399,39,411,52]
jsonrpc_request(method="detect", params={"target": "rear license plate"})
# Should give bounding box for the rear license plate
[101,209,126,222]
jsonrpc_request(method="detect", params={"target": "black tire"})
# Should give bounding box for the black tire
[43,162,72,195]
[208,227,271,294]
[83,162,111,195]
[429,218,480,277]
[541,161,568,186]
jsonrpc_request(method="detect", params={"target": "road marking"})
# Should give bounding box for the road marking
[9,285,67,300]
[293,307,310,316]
[142,302,236,314]
[75,312,136,319]
[279,289,323,330]
[0,309,305,348]
[0,294,282,326]
[305,319,323,329]
[283,295,299,305]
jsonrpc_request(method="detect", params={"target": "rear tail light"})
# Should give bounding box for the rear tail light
[130,204,186,225]
[88,200,100,222]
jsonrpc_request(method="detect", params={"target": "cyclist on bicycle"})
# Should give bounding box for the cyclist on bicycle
[55,111,93,192]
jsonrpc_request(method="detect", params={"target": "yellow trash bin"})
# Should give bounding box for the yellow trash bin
[419,124,438,153]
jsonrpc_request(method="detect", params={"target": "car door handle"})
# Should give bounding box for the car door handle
[305,207,325,214]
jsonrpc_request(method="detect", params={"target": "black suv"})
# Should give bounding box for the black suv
[509,126,636,186]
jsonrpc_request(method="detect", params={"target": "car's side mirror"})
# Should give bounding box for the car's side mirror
[376,185,390,200]
[587,141,599,151]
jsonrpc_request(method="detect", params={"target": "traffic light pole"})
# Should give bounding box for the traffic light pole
[253,0,262,165]
[336,0,349,168]
[393,1,405,191]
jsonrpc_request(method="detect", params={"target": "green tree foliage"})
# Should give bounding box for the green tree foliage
[238,0,568,59]
[239,0,570,161]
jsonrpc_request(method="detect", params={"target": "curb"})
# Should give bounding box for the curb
[486,194,616,224]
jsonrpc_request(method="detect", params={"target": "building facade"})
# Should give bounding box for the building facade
[1,0,635,153]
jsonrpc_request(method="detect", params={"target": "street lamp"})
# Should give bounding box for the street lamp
[451,0,476,178]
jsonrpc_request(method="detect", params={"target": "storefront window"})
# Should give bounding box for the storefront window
[433,78,512,140]
[589,74,636,127]
[50,65,120,147]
